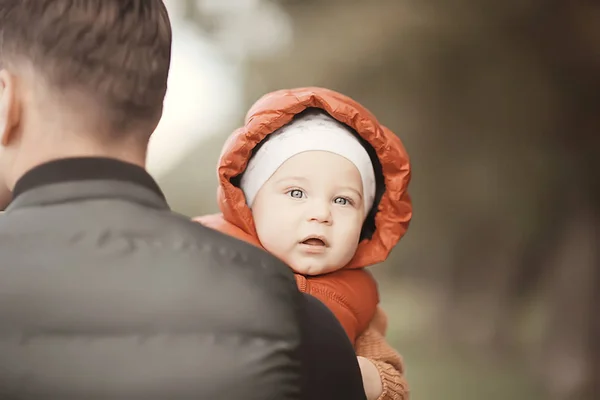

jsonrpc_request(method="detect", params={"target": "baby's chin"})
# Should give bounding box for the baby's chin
[288,262,344,276]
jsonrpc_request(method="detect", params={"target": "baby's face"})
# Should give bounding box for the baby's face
[251,151,366,275]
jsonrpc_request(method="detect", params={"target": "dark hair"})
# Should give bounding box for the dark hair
[0,0,172,136]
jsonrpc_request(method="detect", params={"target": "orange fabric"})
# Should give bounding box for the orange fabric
[294,269,380,343]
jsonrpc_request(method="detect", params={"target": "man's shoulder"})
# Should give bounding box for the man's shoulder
[1,202,301,332]
[155,210,297,282]
[154,211,302,339]
[2,200,288,275]
[164,210,279,262]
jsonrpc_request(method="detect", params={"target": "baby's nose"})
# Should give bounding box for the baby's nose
[307,200,332,224]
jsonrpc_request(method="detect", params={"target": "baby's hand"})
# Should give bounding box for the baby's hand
[357,356,383,400]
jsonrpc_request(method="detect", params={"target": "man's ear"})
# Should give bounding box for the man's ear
[0,69,20,147]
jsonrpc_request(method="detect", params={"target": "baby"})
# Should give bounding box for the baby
[195,87,412,400]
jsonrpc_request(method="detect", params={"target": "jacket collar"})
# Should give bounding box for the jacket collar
[7,157,168,212]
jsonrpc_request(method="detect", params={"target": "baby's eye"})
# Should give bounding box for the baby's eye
[288,189,305,199]
[334,197,350,206]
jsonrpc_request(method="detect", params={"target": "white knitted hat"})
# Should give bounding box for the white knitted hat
[240,111,376,213]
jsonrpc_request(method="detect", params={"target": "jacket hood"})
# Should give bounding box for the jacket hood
[215,87,412,268]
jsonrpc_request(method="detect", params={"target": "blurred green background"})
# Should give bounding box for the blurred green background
[147,2,600,399]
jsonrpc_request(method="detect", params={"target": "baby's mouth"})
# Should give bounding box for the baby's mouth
[300,237,328,247]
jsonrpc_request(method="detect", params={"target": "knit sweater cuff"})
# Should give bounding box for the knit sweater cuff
[374,361,409,400]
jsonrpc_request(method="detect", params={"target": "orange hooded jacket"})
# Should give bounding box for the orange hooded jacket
[195,87,411,343]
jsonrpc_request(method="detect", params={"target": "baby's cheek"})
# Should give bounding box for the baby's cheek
[256,226,293,262]
[337,237,361,265]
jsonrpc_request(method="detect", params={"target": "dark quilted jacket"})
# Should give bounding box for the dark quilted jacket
[0,177,302,400]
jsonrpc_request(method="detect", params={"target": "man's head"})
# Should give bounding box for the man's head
[0,0,172,189]
[240,110,377,275]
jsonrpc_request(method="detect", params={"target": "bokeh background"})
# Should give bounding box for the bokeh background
[147,1,600,399]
